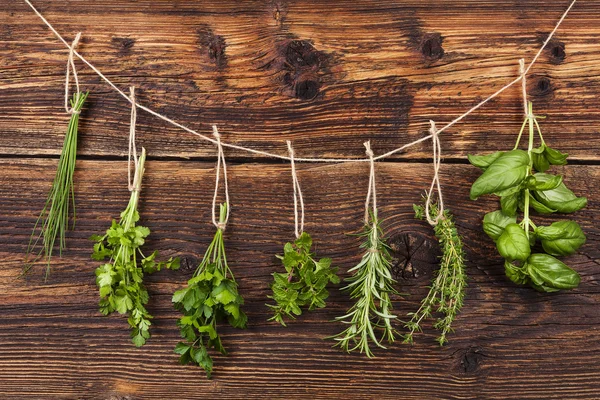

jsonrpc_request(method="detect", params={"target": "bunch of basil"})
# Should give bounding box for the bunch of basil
[469,142,586,292]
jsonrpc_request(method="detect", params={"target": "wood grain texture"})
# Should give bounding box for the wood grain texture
[1,0,600,399]
[1,160,599,399]
[1,0,600,160]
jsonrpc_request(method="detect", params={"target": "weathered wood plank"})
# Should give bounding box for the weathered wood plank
[1,0,600,160]
[0,159,598,399]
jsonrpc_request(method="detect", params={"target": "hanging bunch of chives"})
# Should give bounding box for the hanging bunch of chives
[25,91,89,279]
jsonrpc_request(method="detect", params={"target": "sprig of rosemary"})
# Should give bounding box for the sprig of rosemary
[173,203,247,378]
[267,232,340,326]
[25,91,89,279]
[331,212,398,357]
[92,148,180,347]
[404,201,467,346]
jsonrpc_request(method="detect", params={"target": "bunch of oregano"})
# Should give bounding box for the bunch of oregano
[92,148,180,347]
[469,102,586,292]
[267,232,339,326]
[26,92,89,279]
[404,201,467,345]
[331,211,398,357]
[172,203,247,378]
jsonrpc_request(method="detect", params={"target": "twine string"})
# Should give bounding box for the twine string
[128,86,140,192]
[287,141,305,238]
[23,0,578,164]
[211,125,230,230]
[64,32,81,114]
[364,141,377,225]
[425,120,444,226]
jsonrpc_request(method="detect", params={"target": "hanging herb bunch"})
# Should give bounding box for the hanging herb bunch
[404,200,467,345]
[469,102,586,292]
[92,148,180,347]
[267,141,340,326]
[172,203,247,378]
[25,91,89,279]
[331,142,399,357]
[267,232,340,326]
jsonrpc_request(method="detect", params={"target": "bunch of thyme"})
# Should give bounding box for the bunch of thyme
[404,201,467,345]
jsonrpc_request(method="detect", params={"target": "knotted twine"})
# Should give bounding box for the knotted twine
[211,125,230,230]
[65,32,82,115]
[287,141,305,238]
[363,141,377,226]
[425,120,444,226]
[128,86,141,192]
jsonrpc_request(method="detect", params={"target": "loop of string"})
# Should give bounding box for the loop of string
[287,141,305,238]
[128,86,139,192]
[24,0,578,164]
[363,141,377,225]
[425,120,444,226]
[211,125,230,230]
[519,58,532,118]
[64,32,81,115]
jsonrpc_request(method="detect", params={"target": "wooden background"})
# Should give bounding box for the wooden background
[1,0,599,399]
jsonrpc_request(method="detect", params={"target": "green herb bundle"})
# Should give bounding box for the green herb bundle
[26,92,89,279]
[404,201,467,345]
[332,212,398,357]
[172,203,247,378]
[267,232,339,326]
[92,148,180,347]
[469,102,586,292]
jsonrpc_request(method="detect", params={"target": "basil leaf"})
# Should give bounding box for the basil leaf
[531,145,550,172]
[504,260,529,285]
[527,173,563,191]
[531,282,561,293]
[536,220,586,256]
[544,146,568,166]
[483,210,516,240]
[470,150,529,200]
[526,253,580,290]
[529,194,557,214]
[500,191,520,217]
[497,223,531,261]
[533,174,587,213]
[468,151,504,171]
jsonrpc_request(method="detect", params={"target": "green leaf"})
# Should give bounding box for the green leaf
[529,195,557,214]
[467,151,504,170]
[174,342,191,355]
[295,232,313,252]
[531,145,550,173]
[482,210,517,240]
[132,334,146,347]
[193,345,213,378]
[500,192,520,217]
[526,174,563,191]
[545,146,568,166]
[470,150,529,200]
[504,261,529,285]
[497,223,531,261]
[536,220,586,256]
[526,253,580,290]
[172,288,189,304]
[533,173,587,213]
[211,281,237,305]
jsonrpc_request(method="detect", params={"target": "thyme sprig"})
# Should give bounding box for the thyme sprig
[25,91,89,279]
[173,203,247,378]
[331,212,398,357]
[404,201,467,346]
[92,148,180,347]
